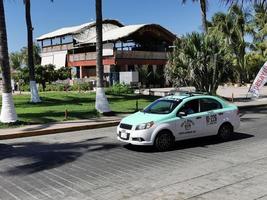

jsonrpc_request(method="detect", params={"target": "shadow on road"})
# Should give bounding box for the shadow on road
[240,106,267,115]
[0,136,119,176]
[239,106,267,122]
[125,132,254,153]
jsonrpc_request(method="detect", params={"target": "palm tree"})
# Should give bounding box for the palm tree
[24,0,41,103]
[165,32,233,94]
[182,0,208,32]
[209,5,248,83]
[9,52,23,70]
[223,0,267,6]
[20,44,41,66]
[0,0,17,123]
[228,5,247,83]
[181,0,267,33]
[95,0,111,113]
[249,2,267,56]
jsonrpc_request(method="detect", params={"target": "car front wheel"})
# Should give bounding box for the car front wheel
[154,131,174,151]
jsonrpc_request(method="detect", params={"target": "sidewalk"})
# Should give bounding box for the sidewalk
[1,88,267,140]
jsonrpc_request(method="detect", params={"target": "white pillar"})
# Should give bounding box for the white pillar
[0,93,17,123]
[153,65,157,73]
[80,66,83,79]
[95,87,111,113]
[30,81,41,103]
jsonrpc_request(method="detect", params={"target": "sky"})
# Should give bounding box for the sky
[4,0,228,52]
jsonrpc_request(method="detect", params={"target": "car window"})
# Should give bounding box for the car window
[143,99,181,114]
[200,98,222,112]
[178,99,199,115]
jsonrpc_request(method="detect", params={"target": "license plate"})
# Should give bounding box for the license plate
[120,131,128,139]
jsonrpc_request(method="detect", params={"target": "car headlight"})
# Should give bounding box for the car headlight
[136,121,154,130]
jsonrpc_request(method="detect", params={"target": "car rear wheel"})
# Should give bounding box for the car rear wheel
[217,123,233,141]
[154,131,174,151]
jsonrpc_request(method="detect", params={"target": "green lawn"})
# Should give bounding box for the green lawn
[0,92,157,127]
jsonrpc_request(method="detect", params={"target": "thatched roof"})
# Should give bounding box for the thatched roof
[36,19,123,41]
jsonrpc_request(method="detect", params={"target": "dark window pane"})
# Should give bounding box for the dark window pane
[200,98,222,112]
[178,99,199,115]
[143,99,181,114]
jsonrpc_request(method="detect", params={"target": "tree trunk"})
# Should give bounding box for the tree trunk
[25,0,41,103]
[210,54,218,95]
[200,0,208,33]
[0,0,17,123]
[41,80,46,91]
[95,0,111,113]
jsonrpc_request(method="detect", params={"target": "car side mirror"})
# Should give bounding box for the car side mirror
[177,111,187,117]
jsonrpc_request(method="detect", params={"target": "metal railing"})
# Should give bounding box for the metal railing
[68,50,168,62]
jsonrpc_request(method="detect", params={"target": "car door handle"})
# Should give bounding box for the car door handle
[218,113,223,115]
[196,116,202,119]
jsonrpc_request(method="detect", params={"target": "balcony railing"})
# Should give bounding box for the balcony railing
[68,50,168,63]
[69,52,98,62]
[42,43,73,53]
[115,50,167,60]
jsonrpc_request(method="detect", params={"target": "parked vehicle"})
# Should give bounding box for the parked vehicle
[117,92,240,151]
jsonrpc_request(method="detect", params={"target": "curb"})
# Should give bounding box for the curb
[0,120,120,140]
[238,103,267,110]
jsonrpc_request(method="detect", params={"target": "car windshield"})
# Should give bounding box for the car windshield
[143,99,181,114]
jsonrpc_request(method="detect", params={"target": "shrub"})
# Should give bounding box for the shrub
[71,82,93,91]
[45,84,69,91]
[20,83,30,92]
[105,83,134,95]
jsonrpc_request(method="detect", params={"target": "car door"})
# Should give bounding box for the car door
[200,98,224,136]
[175,99,206,140]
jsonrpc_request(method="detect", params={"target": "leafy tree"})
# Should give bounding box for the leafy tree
[36,64,57,91]
[165,32,233,94]
[209,5,249,83]
[56,67,71,80]
[180,0,267,34]
[137,66,149,87]
[0,0,17,123]
[20,44,41,66]
[17,66,29,85]
[18,64,60,91]
[248,2,267,56]
[147,65,154,86]
[223,0,267,6]
[9,52,23,70]
[154,66,165,87]
[245,52,266,81]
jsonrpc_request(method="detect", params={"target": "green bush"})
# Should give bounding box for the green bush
[20,83,30,91]
[19,82,93,92]
[105,83,134,95]
[45,84,69,91]
[71,82,93,91]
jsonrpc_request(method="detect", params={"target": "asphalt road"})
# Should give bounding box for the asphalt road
[0,107,267,200]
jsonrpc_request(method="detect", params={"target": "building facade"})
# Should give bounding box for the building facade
[37,19,176,86]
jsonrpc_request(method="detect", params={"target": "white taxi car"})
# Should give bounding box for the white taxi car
[117,92,240,151]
